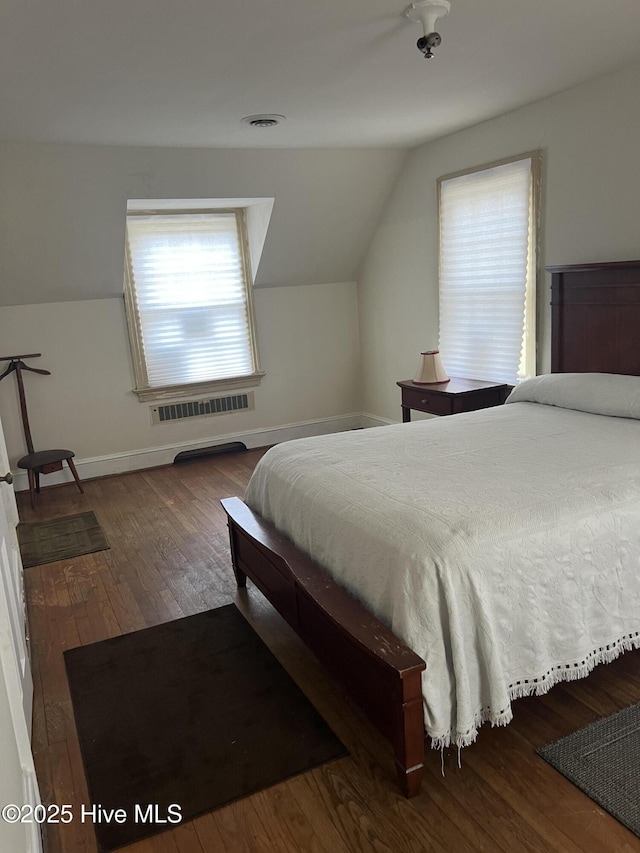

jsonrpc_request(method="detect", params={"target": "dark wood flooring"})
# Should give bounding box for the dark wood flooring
[19,450,640,852]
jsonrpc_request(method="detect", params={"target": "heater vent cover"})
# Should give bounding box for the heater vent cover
[151,392,254,425]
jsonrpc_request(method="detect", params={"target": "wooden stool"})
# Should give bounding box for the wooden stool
[17,449,84,509]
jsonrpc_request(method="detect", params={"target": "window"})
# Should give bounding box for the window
[437,152,541,385]
[124,208,263,401]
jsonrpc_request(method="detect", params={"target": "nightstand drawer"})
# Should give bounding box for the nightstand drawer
[397,377,512,421]
[401,387,453,416]
[456,388,507,413]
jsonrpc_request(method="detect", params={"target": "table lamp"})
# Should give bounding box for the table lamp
[413,350,450,384]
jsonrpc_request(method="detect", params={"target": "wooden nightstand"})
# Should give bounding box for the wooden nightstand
[396,377,512,422]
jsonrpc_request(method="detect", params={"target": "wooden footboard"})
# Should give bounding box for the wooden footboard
[221,497,427,797]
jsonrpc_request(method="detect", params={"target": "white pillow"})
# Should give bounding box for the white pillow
[506,373,640,420]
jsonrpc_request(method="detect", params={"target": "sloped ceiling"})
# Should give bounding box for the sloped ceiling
[1,0,639,148]
[0,143,406,305]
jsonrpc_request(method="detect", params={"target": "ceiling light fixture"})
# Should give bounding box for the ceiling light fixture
[241,114,286,128]
[404,0,450,59]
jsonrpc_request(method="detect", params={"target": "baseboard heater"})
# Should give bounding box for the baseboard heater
[174,442,247,464]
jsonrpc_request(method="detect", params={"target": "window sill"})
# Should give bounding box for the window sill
[133,372,265,402]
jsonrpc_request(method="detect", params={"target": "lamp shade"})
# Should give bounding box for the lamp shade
[413,350,450,384]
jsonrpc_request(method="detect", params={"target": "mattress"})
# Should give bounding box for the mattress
[245,373,640,748]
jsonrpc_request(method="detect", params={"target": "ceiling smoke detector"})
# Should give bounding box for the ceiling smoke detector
[241,114,286,128]
[405,0,450,59]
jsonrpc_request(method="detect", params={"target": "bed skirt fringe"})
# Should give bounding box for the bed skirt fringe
[428,631,640,751]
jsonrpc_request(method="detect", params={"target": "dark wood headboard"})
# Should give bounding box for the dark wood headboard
[548,260,640,376]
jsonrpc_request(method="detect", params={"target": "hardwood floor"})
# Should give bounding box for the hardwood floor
[19,450,640,853]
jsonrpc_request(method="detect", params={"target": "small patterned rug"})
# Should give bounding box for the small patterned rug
[538,702,640,838]
[18,511,109,568]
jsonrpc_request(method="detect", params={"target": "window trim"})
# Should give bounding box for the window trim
[436,149,543,383]
[123,207,264,402]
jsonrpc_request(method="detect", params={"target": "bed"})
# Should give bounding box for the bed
[221,259,640,797]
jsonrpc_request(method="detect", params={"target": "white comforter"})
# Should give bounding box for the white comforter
[245,375,640,748]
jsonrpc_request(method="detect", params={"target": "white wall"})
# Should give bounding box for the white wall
[0,282,360,476]
[0,141,405,481]
[358,63,640,421]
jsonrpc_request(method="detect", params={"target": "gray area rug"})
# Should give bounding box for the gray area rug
[538,702,640,837]
[18,511,109,568]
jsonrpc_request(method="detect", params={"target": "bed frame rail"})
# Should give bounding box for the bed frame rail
[221,496,427,797]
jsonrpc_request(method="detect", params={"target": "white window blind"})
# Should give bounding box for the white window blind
[438,156,538,385]
[125,211,257,390]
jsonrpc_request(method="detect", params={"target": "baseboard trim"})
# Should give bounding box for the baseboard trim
[360,412,397,428]
[10,413,367,492]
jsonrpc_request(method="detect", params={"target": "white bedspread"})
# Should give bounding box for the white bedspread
[245,394,640,748]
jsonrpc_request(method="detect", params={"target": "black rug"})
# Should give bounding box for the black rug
[538,702,640,838]
[18,511,109,567]
[64,604,347,852]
